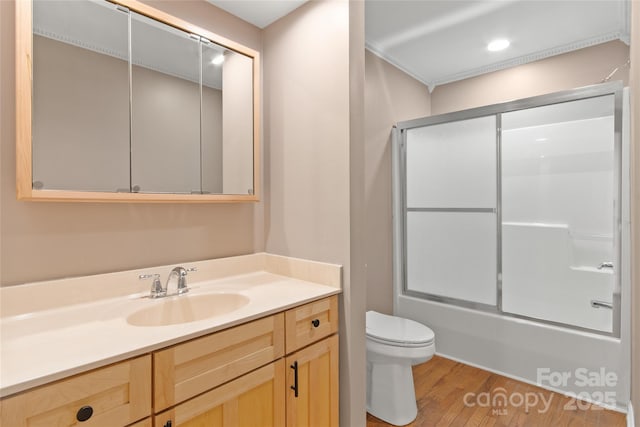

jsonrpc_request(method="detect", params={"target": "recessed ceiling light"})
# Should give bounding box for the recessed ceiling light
[212,54,225,65]
[487,39,510,52]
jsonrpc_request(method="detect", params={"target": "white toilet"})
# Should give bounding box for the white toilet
[366,311,435,426]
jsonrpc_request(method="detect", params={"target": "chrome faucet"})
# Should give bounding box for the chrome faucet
[139,266,197,298]
[166,266,190,295]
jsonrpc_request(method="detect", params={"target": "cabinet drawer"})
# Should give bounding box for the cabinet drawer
[155,360,285,427]
[154,313,284,411]
[0,355,151,427]
[285,295,338,353]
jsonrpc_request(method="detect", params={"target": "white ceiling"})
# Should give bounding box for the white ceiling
[205,0,308,28]
[202,0,630,91]
[366,0,630,91]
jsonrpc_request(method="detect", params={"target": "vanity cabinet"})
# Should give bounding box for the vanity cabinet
[153,314,285,411]
[285,297,340,427]
[0,296,338,427]
[0,355,152,427]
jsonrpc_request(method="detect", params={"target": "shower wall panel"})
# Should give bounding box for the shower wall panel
[501,96,616,332]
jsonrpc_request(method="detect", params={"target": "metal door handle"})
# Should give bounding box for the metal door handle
[591,300,613,309]
[597,262,613,270]
[290,361,299,397]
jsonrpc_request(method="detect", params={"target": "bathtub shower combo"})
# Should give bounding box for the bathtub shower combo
[393,82,631,410]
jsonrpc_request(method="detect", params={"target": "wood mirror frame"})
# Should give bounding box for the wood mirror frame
[15,0,260,203]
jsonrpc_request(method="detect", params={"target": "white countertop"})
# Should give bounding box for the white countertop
[0,256,341,398]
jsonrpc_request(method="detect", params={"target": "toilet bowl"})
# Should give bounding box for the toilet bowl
[366,311,435,426]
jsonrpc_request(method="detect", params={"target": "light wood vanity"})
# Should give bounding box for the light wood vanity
[0,295,339,427]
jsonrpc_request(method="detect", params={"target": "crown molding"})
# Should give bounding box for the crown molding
[431,32,627,88]
[368,31,627,93]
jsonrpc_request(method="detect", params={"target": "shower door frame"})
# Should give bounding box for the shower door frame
[394,81,624,338]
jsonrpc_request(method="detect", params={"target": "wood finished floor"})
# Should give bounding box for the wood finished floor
[366,356,626,427]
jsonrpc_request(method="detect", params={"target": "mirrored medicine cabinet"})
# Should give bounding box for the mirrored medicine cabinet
[16,0,260,202]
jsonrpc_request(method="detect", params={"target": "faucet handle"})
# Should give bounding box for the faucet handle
[176,267,197,295]
[140,273,165,298]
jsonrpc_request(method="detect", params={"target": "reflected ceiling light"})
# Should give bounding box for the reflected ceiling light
[212,54,225,65]
[487,39,510,52]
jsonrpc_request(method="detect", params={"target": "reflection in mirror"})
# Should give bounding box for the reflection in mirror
[131,12,201,194]
[203,46,254,195]
[201,42,224,194]
[32,0,129,192]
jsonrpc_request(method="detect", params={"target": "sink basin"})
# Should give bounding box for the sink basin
[127,293,250,327]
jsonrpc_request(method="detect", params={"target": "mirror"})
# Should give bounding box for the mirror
[130,11,202,194]
[17,0,259,202]
[32,0,130,193]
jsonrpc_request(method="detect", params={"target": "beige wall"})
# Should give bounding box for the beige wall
[263,1,366,425]
[364,50,431,315]
[431,40,630,115]
[630,0,639,423]
[349,1,367,424]
[0,0,263,286]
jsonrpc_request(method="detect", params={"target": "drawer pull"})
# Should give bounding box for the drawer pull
[76,406,93,422]
[311,319,320,328]
[291,361,299,397]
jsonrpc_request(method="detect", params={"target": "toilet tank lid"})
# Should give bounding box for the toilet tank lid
[366,311,434,345]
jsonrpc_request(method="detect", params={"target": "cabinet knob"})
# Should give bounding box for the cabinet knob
[311,319,320,328]
[76,406,93,422]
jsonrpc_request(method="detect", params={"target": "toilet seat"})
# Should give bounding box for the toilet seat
[366,311,434,347]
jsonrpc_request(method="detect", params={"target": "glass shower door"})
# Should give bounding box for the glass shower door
[404,116,498,307]
[501,95,618,333]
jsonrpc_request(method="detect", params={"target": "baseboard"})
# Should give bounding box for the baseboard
[434,352,628,414]
[627,402,635,427]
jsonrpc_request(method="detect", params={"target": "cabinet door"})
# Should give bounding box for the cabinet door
[286,335,339,427]
[0,355,151,427]
[155,360,285,427]
[129,418,152,427]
